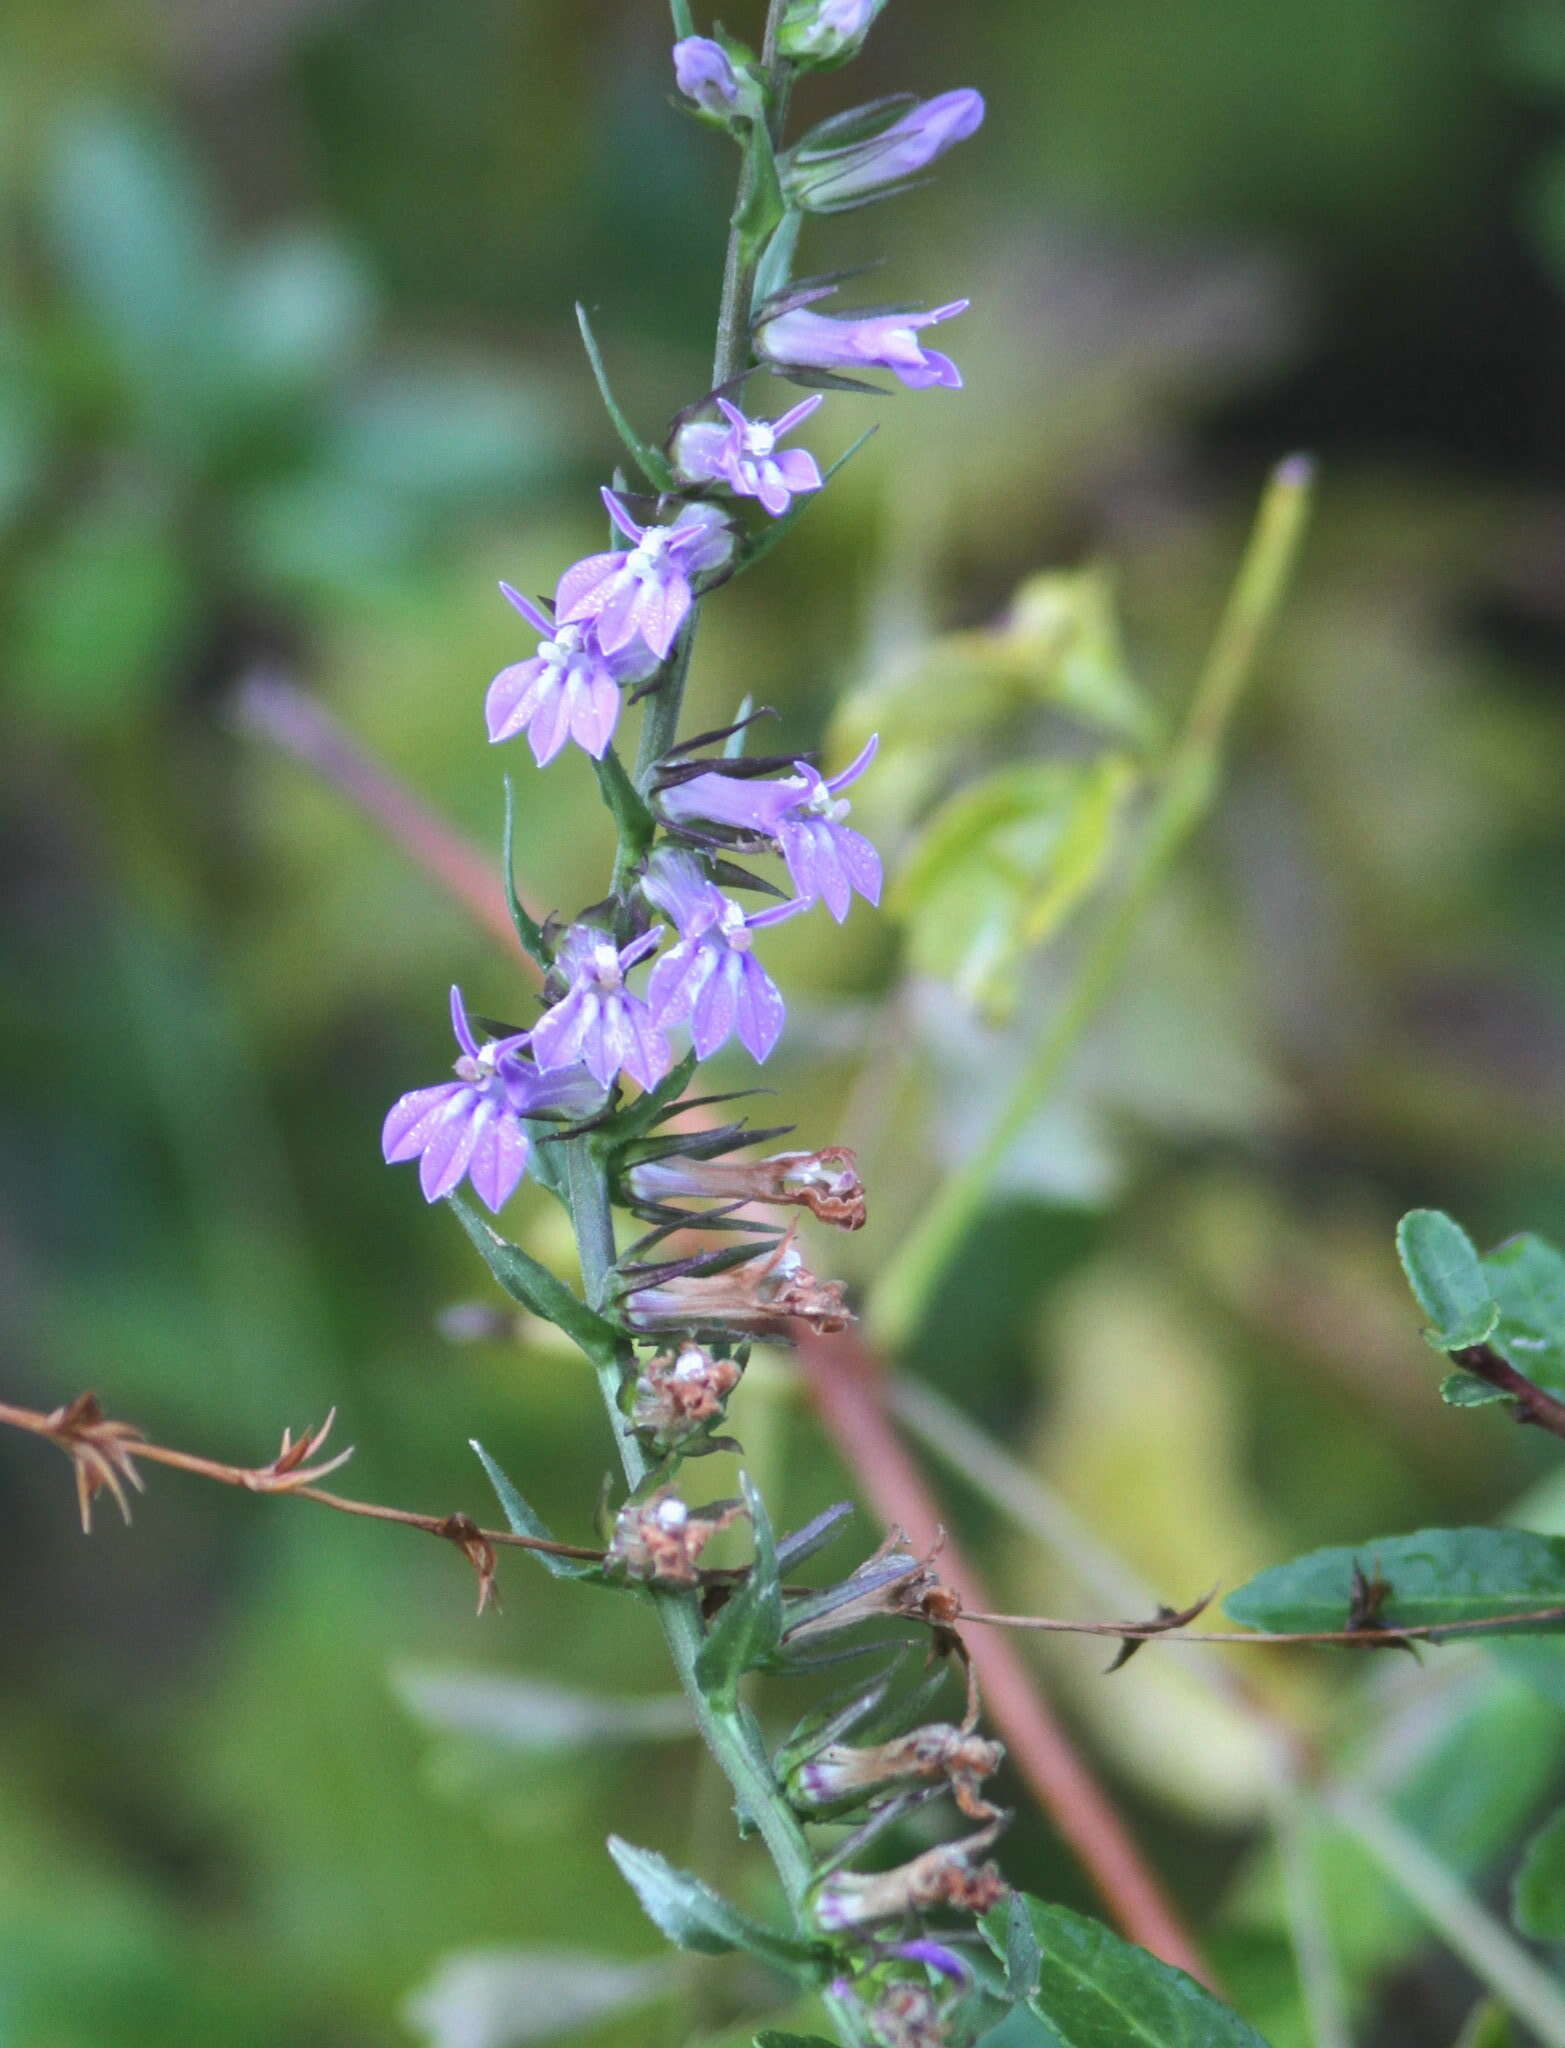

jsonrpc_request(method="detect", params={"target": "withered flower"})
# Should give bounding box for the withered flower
[813,1823,1007,1931]
[624,1228,851,1336]
[865,1981,950,2048]
[629,1146,866,1230]
[607,1487,745,1586]
[631,1344,743,1445]
[791,1723,1005,1822]
[782,1531,951,1643]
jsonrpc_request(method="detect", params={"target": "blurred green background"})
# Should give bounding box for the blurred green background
[3,0,1565,2043]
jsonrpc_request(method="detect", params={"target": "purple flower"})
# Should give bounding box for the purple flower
[885,1940,971,1986]
[485,584,657,765]
[382,988,600,1211]
[660,735,881,922]
[531,925,672,1091]
[556,495,734,662]
[672,37,762,120]
[756,291,968,391]
[673,396,823,517]
[643,849,804,1063]
[785,90,985,213]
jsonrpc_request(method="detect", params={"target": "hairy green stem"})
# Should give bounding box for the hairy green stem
[868,456,1315,1354]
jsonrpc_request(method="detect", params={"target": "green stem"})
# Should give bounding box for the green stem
[867,456,1315,1354]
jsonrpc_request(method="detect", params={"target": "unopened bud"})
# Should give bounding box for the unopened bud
[784,91,985,213]
[672,36,765,123]
[777,0,889,69]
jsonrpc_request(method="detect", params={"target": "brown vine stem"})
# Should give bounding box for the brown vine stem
[958,1606,1565,1648]
[0,1396,603,1582]
[1449,1342,1565,1440]
[792,1325,1216,1989]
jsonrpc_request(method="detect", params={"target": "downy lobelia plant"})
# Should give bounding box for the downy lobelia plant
[377,8,1027,2041]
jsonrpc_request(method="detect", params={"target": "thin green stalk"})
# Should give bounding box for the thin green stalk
[867,456,1315,1354]
[1327,1792,1565,2048]
[1268,1777,1353,2048]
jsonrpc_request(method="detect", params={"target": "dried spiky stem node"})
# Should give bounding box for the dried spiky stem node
[38,1392,148,1533]
[606,1487,745,1586]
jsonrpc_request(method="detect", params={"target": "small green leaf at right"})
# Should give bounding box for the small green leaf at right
[1225,1527,1565,1638]
[1514,1802,1565,1939]
[1396,1209,1499,1351]
[982,1897,1272,2046]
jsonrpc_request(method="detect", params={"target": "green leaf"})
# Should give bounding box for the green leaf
[1225,1528,1565,1638]
[974,2008,1067,2048]
[1004,1890,1043,2003]
[1396,1209,1499,1351]
[753,2036,837,2048]
[1483,1232,1565,1393]
[501,777,548,967]
[574,304,675,491]
[592,744,658,865]
[606,1839,827,1976]
[447,1192,621,1362]
[470,1442,598,1580]
[735,120,787,260]
[695,1474,783,1708]
[982,1899,1272,2047]
[1453,2001,1514,2048]
[1513,1803,1565,1939]
[1439,1371,1507,1408]
[891,757,1135,1021]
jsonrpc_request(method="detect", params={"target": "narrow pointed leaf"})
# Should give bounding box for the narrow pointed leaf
[449,1192,622,1362]
[501,776,548,966]
[470,1441,599,1580]
[696,1473,783,1708]
[1396,1209,1499,1351]
[606,1838,827,1975]
[775,1501,854,1572]
[575,304,675,490]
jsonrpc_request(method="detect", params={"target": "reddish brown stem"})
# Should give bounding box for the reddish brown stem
[232,669,538,975]
[793,1327,1216,1988]
[1451,1343,1565,1440]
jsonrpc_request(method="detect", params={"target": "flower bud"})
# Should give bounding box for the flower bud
[784,91,985,213]
[777,0,889,69]
[672,36,765,123]
[813,1826,1007,1930]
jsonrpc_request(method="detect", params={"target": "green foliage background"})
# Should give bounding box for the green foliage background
[2,1,1565,2043]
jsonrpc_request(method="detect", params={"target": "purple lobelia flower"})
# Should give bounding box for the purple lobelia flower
[785,90,985,213]
[485,583,657,765]
[643,848,804,1063]
[382,988,600,1211]
[531,924,672,1091]
[556,495,734,662]
[756,289,968,391]
[673,396,824,517]
[660,735,881,921]
[672,36,763,121]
